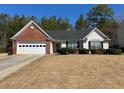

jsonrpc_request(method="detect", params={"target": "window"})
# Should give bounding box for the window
[68,43,77,49]
[19,45,21,47]
[90,41,102,49]
[22,45,25,47]
[29,45,32,47]
[43,45,46,47]
[40,45,42,47]
[36,45,39,47]
[26,45,28,47]
[33,45,35,47]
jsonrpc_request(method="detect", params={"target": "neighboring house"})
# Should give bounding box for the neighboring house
[117,20,124,47]
[11,20,110,54]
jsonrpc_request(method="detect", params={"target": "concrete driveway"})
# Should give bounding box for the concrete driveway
[0,54,43,80]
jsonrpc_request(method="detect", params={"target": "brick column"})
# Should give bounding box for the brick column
[12,40,17,54]
[46,40,50,54]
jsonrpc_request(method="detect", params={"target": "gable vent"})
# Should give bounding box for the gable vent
[30,26,34,29]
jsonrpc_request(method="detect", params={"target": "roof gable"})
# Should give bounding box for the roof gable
[11,20,52,40]
[15,23,50,41]
[82,28,110,40]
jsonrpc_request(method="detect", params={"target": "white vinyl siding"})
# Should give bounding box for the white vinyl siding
[83,30,109,49]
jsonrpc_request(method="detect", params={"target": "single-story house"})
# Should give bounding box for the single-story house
[11,20,110,54]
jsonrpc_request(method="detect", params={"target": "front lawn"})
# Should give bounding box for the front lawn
[0,54,124,88]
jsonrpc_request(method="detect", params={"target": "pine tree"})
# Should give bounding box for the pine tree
[75,14,85,31]
[86,4,114,30]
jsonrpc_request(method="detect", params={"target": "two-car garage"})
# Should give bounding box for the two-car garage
[17,42,46,54]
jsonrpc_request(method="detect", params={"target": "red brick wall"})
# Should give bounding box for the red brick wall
[16,24,48,41]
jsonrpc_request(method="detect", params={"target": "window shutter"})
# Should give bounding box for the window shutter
[89,41,91,49]
[66,41,68,48]
[77,41,79,49]
[101,42,103,49]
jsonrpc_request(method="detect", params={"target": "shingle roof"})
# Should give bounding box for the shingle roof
[12,21,110,41]
[45,30,90,41]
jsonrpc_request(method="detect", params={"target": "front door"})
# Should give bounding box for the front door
[53,43,61,53]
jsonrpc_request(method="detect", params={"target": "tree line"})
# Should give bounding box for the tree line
[0,4,119,51]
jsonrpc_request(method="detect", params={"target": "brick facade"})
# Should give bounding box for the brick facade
[12,23,51,54]
[16,24,48,41]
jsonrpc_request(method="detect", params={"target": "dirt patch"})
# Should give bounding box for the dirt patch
[0,54,124,88]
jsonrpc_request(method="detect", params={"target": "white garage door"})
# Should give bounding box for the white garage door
[17,42,46,54]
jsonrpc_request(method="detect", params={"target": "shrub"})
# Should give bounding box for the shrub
[110,44,120,49]
[90,49,105,54]
[57,48,70,55]
[78,48,89,54]
[114,49,122,55]
[97,49,106,54]
[121,47,124,53]
[0,48,6,53]
[7,47,13,55]
[106,48,122,55]
[106,48,113,54]
[90,49,96,54]
[103,49,108,54]
[69,49,77,54]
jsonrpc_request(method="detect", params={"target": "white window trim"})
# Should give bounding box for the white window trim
[90,40,102,49]
[68,42,77,49]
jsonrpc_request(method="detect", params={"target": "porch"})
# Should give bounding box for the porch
[52,40,109,53]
